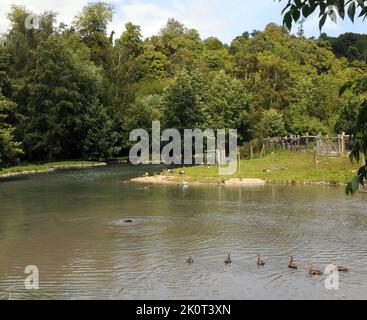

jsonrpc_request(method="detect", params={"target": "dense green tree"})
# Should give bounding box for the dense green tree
[335,98,361,134]
[0,94,22,165]
[5,5,57,76]
[116,23,143,57]
[122,94,162,149]
[256,109,286,138]
[20,36,101,161]
[203,37,225,50]
[204,71,252,141]
[83,98,120,160]
[252,52,293,110]
[141,47,170,80]
[73,2,113,67]
[320,33,367,64]
[229,32,250,54]
[162,70,204,132]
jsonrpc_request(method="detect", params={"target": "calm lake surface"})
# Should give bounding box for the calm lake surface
[0,165,367,300]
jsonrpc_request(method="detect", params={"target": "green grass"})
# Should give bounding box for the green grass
[0,160,103,175]
[167,150,360,185]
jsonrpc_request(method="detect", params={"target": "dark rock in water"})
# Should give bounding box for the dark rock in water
[124,219,133,223]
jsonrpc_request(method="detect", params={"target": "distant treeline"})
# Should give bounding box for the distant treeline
[0,3,366,165]
[320,32,367,63]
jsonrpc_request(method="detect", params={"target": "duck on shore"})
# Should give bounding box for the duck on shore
[288,256,298,269]
[224,254,232,264]
[257,255,265,266]
[307,264,323,275]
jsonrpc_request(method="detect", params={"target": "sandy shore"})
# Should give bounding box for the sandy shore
[0,163,107,179]
[224,178,267,186]
[130,175,356,189]
[131,175,267,186]
[130,175,179,185]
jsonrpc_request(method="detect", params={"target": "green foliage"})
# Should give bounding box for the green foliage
[335,98,361,134]
[286,111,329,135]
[5,5,57,76]
[279,0,367,31]
[20,36,101,161]
[321,33,367,64]
[73,2,113,37]
[73,2,113,67]
[203,37,225,50]
[162,70,204,131]
[204,70,252,142]
[83,98,120,160]
[256,109,286,138]
[141,47,170,80]
[0,94,22,165]
[278,0,367,195]
[342,77,367,194]
[0,3,365,172]
[117,23,143,57]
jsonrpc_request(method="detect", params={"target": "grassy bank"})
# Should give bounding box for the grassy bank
[0,161,106,177]
[166,151,360,185]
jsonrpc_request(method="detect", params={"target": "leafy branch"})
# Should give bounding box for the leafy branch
[278,0,367,30]
[340,76,367,195]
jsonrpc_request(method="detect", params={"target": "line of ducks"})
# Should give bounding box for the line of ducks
[186,254,349,275]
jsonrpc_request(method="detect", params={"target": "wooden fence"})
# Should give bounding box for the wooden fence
[263,133,352,157]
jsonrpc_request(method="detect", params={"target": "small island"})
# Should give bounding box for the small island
[131,151,360,187]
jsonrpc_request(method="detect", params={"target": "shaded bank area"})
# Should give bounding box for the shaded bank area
[130,151,360,187]
[0,161,106,179]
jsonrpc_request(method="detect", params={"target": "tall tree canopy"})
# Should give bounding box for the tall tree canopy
[0,2,365,176]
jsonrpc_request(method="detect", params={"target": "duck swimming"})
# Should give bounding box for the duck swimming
[257,255,265,266]
[288,256,298,269]
[332,262,348,272]
[224,254,232,264]
[307,264,323,276]
[186,255,194,264]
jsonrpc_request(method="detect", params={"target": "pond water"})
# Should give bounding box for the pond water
[0,165,366,300]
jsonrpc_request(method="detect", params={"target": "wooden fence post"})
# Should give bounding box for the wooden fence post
[237,147,241,171]
[260,143,265,159]
[305,132,309,150]
[341,132,346,155]
[313,147,318,169]
[250,146,253,160]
